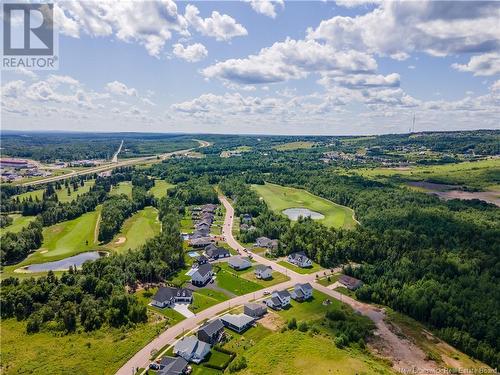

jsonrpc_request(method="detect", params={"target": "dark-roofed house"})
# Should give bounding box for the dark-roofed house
[197,318,225,344]
[190,237,213,248]
[151,287,193,308]
[173,336,211,364]
[157,356,188,375]
[244,303,267,318]
[254,237,279,250]
[339,275,363,290]
[287,251,313,268]
[265,290,291,310]
[205,246,230,260]
[290,283,313,302]
[254,264,272,280]
[228,256,251,270]
[186,263,213,286]
[195,255,208,266]
[220,313,255,333]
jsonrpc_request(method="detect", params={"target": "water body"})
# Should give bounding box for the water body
[23,251,105,272]
[282,208,325,221]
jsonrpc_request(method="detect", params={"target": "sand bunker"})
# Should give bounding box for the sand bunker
[115,236,126,245]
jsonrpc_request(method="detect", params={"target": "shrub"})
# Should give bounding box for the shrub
[228,356,247,373]
[298,321,309,332]
[287,317,297,330]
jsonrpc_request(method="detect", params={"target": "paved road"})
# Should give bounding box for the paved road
[117,194,437,375]
[22,139,210,187]
[112,140,124,163]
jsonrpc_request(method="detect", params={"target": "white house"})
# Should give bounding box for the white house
[254,264,272,280]
[287,251,313,268]
[265,290,291,310]
[151,287,193,308]
[290,283,313,301]
[186,263,213,286]
[173,336,211,364]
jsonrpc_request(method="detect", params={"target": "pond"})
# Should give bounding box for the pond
[22,251,106,272]
[282,208,325,221]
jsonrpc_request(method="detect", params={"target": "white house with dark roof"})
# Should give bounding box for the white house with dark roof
[254,264,272,280]
[186,263,213,286]
[287,251,313,268]
[197,318,225,344]
[265,289,291,310]
[173,336,211,363]
[151,287,193,308]
[290,283,313,301]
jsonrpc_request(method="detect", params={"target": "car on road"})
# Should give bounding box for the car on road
[263,291,270,296]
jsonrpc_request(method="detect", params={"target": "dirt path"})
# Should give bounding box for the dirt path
[94,213,101,245]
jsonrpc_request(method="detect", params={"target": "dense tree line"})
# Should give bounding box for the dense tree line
[0,215,13,228]
[1,220,44,264]
[0,196,184,335]
[168,178,218,205]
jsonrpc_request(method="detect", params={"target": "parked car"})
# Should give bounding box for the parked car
[263,291,270,296]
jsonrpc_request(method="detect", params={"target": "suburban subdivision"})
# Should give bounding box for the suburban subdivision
[0,131,498,375]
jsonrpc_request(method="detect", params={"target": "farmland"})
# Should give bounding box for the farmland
[252,183,357,229]
[273,141,316,151]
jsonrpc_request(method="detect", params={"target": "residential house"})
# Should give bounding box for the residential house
[151,287,193,308]
[186,263,213,286]
[265,290,291,310]
[254,237,279,250]
[220,313,255,333]
[287,251,313,268]
[173,336,211,364]
[205,246,230,260]
[195,255,208,266]
[228,256,251,270]
[290,283,313,301]
[339,275,363,290]
[254,265,272,280]
[197,318,225,345]
[244,303,267,318]
[241,213,252,224]
[157,356,188,375]
[189,237,213,248]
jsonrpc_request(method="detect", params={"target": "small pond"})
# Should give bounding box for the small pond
[23,251,106,272]
[282,208,325,221]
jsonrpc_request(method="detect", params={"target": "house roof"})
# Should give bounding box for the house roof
[204,243,218,252]
[196,263,213,277]
[220,313,254,328]
[206,246,229,258]
[296,282,313,292]
[244,303,265,312]
[190,237,213,245]
[174,336,211,358]
[196,255,208,263]
[199,319,224,337]
[339,275,362,288]
[158,356,188,375]
[153,287,192,303]
[288,251,309,260]
[275,290,291,299]
[292,289,304,299]
[270,296,281,306]
[228,256,251,268]
[255,236,272,245]
[255,264,272,272]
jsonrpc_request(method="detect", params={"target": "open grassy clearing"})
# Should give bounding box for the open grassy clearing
[0,214,36,234]
[252,182,357,229]
[103,206,160,253]
[14,188,45,201]
[149,179,175,199]
[277,260,323,274]
[215,264,263,296]
[0,317,168,375]
[110,181,132,198]
[317,273,341,286]
[241,268,290,287]
[190,288,229,313]
[55,180,95,203]
[273,141,316,151]
[277,289,342,322]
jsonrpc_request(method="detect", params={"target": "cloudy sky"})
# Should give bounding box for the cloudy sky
[2,0,499,135]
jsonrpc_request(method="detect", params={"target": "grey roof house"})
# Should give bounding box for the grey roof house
[220,313,255,333]
[205,246,230,260]
[244,303,267,318]
[339,275,363,290]
[157,356,188,375]
[290,283,313,301]
[287,251,313,268]
[173,336,211,363]
[254,264,272,280]
[228,256,252,270]
[151,287,193,308]
[197,318,225,345]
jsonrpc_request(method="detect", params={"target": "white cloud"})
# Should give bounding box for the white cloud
[452,53,500,76]
[248,0,284,18]
[319,73,400,89]
[3,81,26,98]
[202,38,377,84]
[15,68,37,80]
[185,4,247,41]
[105,81,138,96]
[172,43,208,62]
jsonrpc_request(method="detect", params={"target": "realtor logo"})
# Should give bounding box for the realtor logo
[2,3,58,69]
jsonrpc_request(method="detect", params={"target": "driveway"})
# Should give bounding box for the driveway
[172,303,195,318]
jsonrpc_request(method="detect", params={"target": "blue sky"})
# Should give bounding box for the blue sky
[2,0,499,135]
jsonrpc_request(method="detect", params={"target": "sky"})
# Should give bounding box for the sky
[1,0,499,135]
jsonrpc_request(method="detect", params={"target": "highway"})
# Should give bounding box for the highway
[117,195,434,374]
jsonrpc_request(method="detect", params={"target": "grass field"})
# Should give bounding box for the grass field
[277,289,342,322]
[0,214,36,234]
[14,188,44,201]
[252,183,357,229]
[215,265,263,296]
[273,141,316,151]
[0,318,168,375]
[277,260,323,274]
[242,268,290,287]
[149,180,175,199]
[110,181,132,198]
[56,180,95,203]
[190,288,229,312]
[104,207,160,253]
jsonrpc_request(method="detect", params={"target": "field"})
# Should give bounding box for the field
[277,260,323,274]
[149,180,175,199]
[252,183,357,229]
[110,181,132,198]
[242,268,290,287]
[104,207,160,253]
[0,318,168,375]
[215,264,263,296]
[0,214,36,234]
[56,180,95,203]
[273,141,316,151]
[190,288,229,312]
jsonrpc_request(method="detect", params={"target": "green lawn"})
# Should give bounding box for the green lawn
[14,188,44,201]
[55,180,95,203]
[317,273,341,286]
[277,289,342,322]
[222,324,273,354]
[204,349,233,367]
[0,214,36,234]
[242,268,290,287]
[273,141,316,151]
[104,206,160,253]
[1,318,169,375]
[190,288,229,313]
[110,181,132,198]
[277,260,323,274]
[215,266,263,296]
[252,183,357,229]
[4,207,101,276]
[149,180,175,199]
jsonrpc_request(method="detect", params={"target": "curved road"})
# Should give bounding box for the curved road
[117,195,437,375]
